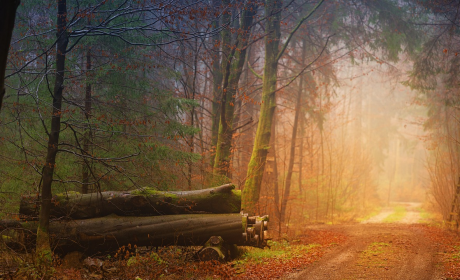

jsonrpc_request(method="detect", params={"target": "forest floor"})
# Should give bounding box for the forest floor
[3,203,460,279]
[286,202,460,280]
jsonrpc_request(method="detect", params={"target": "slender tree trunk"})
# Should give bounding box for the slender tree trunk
[214,5,257,177]
[388,136,400,205]
[269,112,282,236]
[241,46,256,182]
[36,0,69,263]
[354,83,362,209]
[298,111,304,195]
[189,105,195,190]
[0,0,20,111]
[189,36,201,190]
[82,45,92,194]
[280,39,307,223]
[315,132,320,221]
[241,0,282,215]
[319,89,325,219]
[210,0,226,169]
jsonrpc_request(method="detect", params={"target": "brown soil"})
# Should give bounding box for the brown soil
[287,223,444,280]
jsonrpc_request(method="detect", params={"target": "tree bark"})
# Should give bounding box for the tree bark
[0,0,20,111]
[3,214,268,255]
[298,110,304,195]
[21,184,241,220]
[214,4,257,177]
[82,44,92,194]
[210,0,228,170]
[37,0,69,261]
[242,0,282,215]
[280,39,307,223]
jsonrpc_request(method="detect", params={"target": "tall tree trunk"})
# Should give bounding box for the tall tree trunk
[37,0,69,263]
[188,37,200,190]
[241,46,256,182]
[214,5,257,177]
[210,0,226,169]
[388,136,400,205]
[188,102,195,189]
[298,110,304,195]
[242,0,282,215]
[82,45,92,194]
[268,111,282,235]
[0,0,20,111]
[353,82,362,209]
[280,41,307,223]
[319,87,325,220]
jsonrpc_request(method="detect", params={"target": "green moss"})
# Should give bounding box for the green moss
[132,188,177,198]
[256,215,269,222]
[357,242,392,268]
[20,221,38,230]
[234,240,319,265]
[35,227,52,267]
[232,189,241,197]
[127,256,137,267]
[1,235,12,241]
[452,246,460,259]
[55,191,81,200]
[363,242,391,255]
[149,252,165,264]
[226,190,241,212]
[230,203,240,213]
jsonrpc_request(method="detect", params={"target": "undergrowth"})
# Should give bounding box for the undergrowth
[233,240,319,265]
[0,228,347,280]
[417,207,443,226]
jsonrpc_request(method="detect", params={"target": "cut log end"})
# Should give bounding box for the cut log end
[197,247,226,261]
[197,236,228,261]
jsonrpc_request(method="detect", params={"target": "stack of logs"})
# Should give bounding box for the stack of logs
[1,184,269,258]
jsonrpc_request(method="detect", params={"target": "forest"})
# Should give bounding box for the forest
[1,0,460,279]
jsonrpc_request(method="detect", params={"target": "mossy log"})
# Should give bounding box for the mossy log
[1,214,269,255]
[19,184,241,220]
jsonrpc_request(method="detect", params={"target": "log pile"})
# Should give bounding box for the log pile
[19,184,241,220]
[3,184,269,257]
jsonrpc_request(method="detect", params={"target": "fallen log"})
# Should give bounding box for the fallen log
[1,214,269,255]
[19,184,241,220]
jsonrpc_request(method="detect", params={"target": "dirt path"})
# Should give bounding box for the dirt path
[362,202,422,224]
[287,204,445,280]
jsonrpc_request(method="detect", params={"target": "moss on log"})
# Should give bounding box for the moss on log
[20,184,241,220]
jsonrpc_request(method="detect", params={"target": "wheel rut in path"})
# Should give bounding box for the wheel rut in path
[288,224,443,280]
